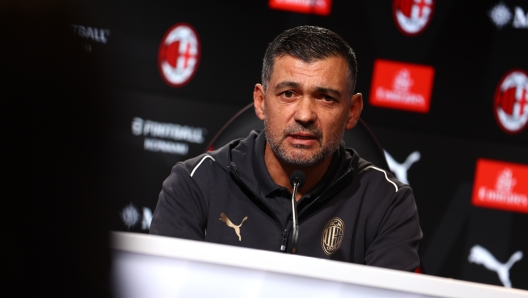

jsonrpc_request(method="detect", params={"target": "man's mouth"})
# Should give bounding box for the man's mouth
[290,134,316,140]
[287,133,318,146]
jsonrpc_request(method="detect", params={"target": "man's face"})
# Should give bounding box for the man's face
[254,55,362,168]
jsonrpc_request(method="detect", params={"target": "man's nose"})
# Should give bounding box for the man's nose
[294,97,316,125]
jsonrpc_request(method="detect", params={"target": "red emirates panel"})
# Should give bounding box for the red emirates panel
[268,0,332,16]
[369,59,435,113]
[472,158,528,214]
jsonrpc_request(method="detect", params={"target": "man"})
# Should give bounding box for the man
[150,26,422,271]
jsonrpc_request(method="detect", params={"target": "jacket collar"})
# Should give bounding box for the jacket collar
[220,130,359,200]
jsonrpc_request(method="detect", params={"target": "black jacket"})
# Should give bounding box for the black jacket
[150,130,422,271]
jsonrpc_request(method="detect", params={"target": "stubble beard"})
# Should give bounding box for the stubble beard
[264,117,346,168]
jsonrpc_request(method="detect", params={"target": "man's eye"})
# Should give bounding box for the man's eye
[323,95,335,102]
[283,91,294,98]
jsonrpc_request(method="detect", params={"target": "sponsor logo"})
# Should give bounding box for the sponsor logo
[219,213,248,241]
[494,69,528,134]
[132,117,206,155]
[70,24,111,53]
[268,0,332,16]
[393,0,435,36]
[472,159,528,213]
[158,23,200,87]
[489,2,528,29]
[120,203,153,230]
[70,25,111,43]
[321,217,344,255]
[369,59,435,113]
[384,150,421,185]
[468,244,523,288]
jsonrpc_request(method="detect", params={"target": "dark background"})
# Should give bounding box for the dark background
[3,0,527,295]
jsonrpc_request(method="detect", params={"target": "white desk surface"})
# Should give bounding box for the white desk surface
[111,231,528,298]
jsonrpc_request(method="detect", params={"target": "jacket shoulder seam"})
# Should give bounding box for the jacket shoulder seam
[190,154,215,177]
[363,166,399,192]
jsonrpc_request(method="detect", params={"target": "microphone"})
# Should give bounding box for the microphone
[289,170,305,254]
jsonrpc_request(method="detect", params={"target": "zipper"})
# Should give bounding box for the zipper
[280,229,289,252]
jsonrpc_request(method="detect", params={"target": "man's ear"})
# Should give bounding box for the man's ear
[345,93,363,130]
[253,83,266,121]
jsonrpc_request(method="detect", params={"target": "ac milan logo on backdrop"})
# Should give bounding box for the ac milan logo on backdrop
[158,23,200,87]
[393,0,435,36]
[494,69,528,134]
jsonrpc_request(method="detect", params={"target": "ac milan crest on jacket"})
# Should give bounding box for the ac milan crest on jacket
[150,130,422,271]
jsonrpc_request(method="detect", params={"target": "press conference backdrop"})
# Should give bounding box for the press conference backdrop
[69,0,528,290]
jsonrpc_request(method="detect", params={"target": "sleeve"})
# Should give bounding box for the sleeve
[364,186,422,272]
[149,163,208,241]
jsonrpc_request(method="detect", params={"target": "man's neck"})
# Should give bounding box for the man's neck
[263,142,332,201]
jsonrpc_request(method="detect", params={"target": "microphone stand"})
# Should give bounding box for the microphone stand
[291,180,300,254]
[289,170,305,254]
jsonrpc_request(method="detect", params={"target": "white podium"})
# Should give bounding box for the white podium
[111,232,528,298]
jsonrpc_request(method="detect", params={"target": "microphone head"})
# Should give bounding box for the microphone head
[290,170,306,188]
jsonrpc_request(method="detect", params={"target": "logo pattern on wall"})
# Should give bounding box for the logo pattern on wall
[70,24,111,53]
[158,23,201,87]
[384,150,421,185]
[83,1,528,289]
[489,2,528,30]
[472,158,528,213]
[369,59,435,113]
[268,0,332,16]
[131,117,206,155]
[393,0,435,36]
[494,69,528,134]
[468,244,524,288]
[120,203,153,230]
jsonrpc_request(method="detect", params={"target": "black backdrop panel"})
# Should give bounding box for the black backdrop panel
[370,124,528,289]
[70,0,528,144]
[103,88,240,232]
[63,0,528,290]
[357,0,528,146]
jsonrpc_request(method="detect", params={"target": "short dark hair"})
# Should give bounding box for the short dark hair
[262,26,358,96]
